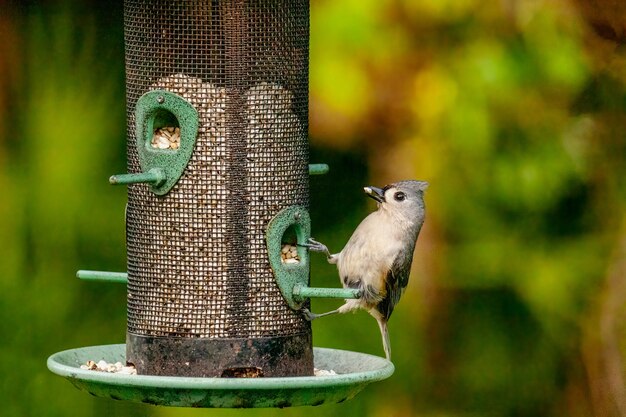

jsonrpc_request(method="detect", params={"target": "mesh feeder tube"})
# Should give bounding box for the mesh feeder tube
[48,0,394,404]
[123,0,312,377]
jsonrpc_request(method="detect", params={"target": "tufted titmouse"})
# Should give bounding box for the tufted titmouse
[302,180,428,360]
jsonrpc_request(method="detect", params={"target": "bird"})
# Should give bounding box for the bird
[301,180,428,360]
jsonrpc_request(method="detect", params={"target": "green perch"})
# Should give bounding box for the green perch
[76,270,359,302]
[76,270,129,284]
[109,168,166,186]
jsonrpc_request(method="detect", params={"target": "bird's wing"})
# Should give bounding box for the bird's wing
[376,248,414,321]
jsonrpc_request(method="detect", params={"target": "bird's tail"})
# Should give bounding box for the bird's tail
[377,319,391,361]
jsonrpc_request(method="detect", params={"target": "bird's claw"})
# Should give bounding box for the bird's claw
[301,307,316,322]
[299,238,330,255]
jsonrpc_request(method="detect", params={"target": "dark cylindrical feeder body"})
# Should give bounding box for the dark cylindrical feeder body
[124,0,312,377]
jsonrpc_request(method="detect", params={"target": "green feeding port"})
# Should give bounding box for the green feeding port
[109,90,199,195]
[266,206,363,310]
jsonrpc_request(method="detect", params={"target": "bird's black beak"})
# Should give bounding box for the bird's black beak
[364,186,385,203]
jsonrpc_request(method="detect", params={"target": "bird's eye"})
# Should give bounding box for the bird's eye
[394,192,406,202]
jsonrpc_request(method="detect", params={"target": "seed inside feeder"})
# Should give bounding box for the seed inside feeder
[281,244,299,264]
[151,126,181,150]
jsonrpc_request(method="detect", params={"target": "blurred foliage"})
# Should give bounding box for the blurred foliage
[1,0,626,416]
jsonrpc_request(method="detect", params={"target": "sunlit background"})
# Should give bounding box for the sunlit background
[1,0,626,416]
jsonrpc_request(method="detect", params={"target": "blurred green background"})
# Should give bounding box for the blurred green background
[2,0,626,416]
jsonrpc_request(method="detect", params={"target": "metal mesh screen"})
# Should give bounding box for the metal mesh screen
[124,0,309,345]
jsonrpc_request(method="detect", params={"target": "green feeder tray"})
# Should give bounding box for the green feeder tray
[47,344,394,408]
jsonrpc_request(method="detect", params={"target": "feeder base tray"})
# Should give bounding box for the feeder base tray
[47,344,394,408]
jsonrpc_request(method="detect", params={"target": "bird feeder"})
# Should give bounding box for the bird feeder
[47,0,393,408]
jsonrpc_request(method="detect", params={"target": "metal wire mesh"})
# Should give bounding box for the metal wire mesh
[124,0,310,342]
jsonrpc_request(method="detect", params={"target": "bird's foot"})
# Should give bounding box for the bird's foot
[301,308,317,322]
[299,238,332,258]
[300,307,340,321]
